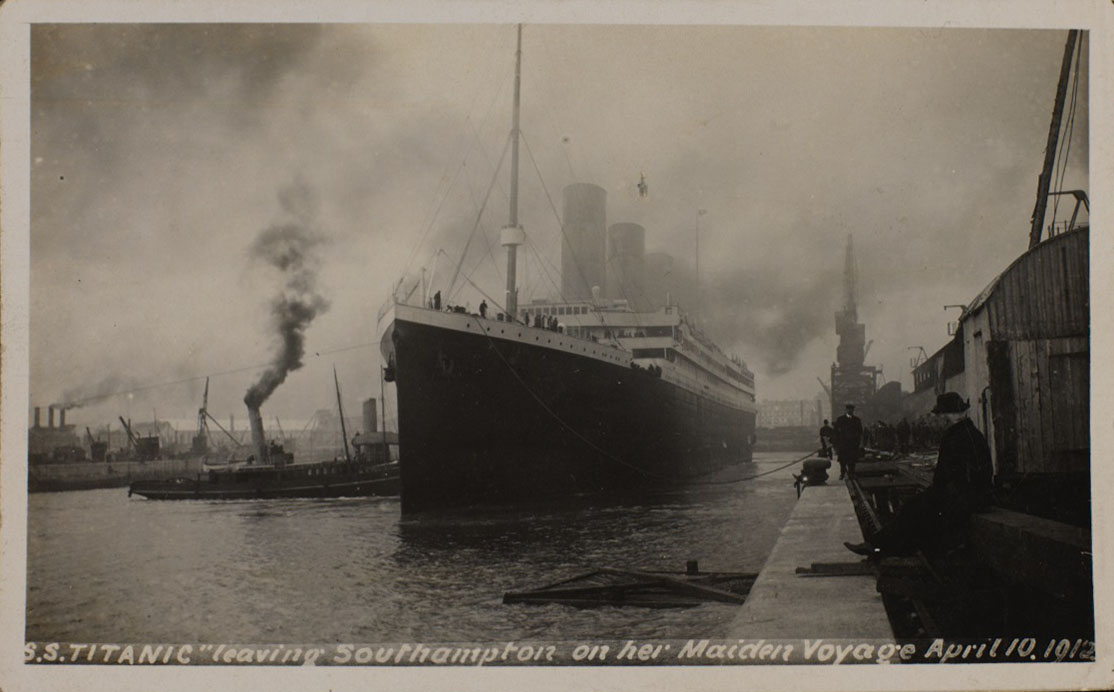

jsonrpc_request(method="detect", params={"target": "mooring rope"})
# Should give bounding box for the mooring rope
[690,449,820,486]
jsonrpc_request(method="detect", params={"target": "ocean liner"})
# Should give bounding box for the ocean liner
[378,26,757,512]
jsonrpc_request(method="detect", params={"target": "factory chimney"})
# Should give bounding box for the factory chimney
[60,408,66,428]
[48,406,55,429]
[34,407,41,429]
[247,405,269,466]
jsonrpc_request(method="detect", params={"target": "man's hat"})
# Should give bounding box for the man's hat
[932,392,969,414]
[844,403,855,410]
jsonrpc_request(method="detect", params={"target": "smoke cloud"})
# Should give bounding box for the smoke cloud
[54,374,146,410]
[243,182,330,409]
[27,24,1089,416]
[702,264,842,376]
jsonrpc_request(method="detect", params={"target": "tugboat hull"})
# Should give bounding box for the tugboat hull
[128,462,400,500]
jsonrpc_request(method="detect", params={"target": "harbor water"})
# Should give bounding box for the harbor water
[26,452,802,644]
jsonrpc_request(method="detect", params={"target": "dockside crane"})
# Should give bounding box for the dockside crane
[86,426,108,462]
[119,416,139,454]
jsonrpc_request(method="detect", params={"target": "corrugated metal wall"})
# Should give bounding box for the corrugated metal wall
[996,336,1089,474]
[985,228,1088,341]
[978,228,1089,476]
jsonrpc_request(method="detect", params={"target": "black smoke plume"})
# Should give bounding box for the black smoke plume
[243,183,329,409]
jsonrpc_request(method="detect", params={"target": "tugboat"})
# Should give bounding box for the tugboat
[128,372,399,500]
[126,451,399,500]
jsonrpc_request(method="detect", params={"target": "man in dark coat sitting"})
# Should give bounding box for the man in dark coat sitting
[845,392,993,557]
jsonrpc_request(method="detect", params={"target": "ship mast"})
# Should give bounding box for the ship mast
[501,24,526,320]
[1028,29,1079,249]
[334,366,351,463]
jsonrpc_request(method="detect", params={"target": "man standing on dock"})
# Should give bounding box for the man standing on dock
[845,392,993,557]
[832,404,863,479]
[819,419,834,459]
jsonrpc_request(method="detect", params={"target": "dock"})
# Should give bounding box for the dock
[727,482,893,638]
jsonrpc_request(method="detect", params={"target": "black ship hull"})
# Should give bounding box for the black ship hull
[128,461,400,500]
[390,314,755,512]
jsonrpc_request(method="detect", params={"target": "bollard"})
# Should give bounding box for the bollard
[801,458,832,485]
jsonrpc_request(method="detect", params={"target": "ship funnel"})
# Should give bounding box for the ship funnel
[561,184,607,300]
[606,223,647,309]
[645,252,674,310]
[247,405,268,465]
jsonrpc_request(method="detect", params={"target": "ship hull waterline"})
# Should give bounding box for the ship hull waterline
[389,313,755,513]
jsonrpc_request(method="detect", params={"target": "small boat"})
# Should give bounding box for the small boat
[127,458,399,500]
[129,368,400,500]
[503,565,757,609]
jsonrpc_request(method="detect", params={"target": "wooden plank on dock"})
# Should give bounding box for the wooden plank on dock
[726,483,893,639]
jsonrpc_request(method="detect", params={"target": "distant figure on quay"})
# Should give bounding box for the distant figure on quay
[844,392,993,557]
[819,419,834,459]
[896,417,911,454]
[832,403,863,479]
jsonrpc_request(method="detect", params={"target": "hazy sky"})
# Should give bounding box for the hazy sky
[28,23,1089,427]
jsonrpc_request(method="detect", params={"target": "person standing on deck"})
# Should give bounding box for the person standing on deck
[844,392,993,557]
[819,419,834,459]
[832,404,863,479]
[479,300,488,318]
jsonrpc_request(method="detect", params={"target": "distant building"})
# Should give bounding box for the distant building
[830,235,882,417]
[757,399,824,429]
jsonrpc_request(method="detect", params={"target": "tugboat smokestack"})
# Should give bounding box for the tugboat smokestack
[248,405,268,465]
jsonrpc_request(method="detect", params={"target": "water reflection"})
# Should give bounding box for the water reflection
[27,454,800,642]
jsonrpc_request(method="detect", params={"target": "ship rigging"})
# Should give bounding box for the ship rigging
[378,25,757,512]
